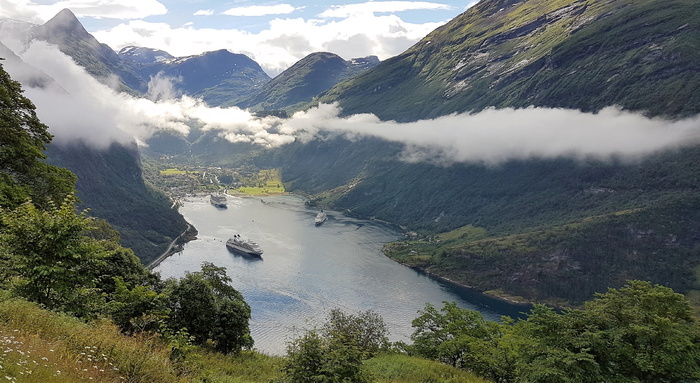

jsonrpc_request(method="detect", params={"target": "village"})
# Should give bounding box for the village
[144,163,286,199]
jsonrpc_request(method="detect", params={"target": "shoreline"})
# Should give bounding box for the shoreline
[146,223,197,270]
[158,192,538,311]
[399,261,534,309]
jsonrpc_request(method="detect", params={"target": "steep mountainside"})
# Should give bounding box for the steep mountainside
[46,142,189,264]
[125,49,271,106]
[239,52,380,112]
[317,0,700,121]
[31,9,143,93]
[267,0,700,306]
[0,41,62,90]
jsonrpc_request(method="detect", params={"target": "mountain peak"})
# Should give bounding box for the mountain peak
[40,8,89,39]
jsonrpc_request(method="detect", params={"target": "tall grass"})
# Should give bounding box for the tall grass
[0,295,284,382]
[365,354,491,383]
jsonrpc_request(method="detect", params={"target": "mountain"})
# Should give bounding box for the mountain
[0,13,190,263]
[2,9,272,103]
[144,49,271,106]
[0,40,63,91]
[317,0,700,121]
[46,142,189,264]
[31,9,143,93]
[239,52,380,112]
[117,46,174,64]
[263,0,700,306]
[141,52,379,160]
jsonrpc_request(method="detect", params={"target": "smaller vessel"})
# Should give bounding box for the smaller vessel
[314,210,327,226]
[226,234,263,257]
[210,194,227,208]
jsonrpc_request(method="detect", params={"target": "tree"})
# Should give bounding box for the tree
[0,195,106,316]
[322,308,389,358]
[515,281,700,383]
[168,262,253,354]
[284,309,388,383]
[0,62,75,209]
[583,281,700,382]
[515,305,602,383]
[410,301,518,381]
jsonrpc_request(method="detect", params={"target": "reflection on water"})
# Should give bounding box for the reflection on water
[155,194,529,355]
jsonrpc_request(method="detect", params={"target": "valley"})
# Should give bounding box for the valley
[1,0,698,307]
[2,0,700,380]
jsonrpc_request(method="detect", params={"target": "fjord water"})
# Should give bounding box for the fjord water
[155,195,526,355]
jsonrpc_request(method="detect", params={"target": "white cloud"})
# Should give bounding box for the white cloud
[0,0,167,23]
[93,14,443,76]
[289,104,700,165]
[222,4,299,17]
[320,1,452,18]
[8,37,695,165]
[194,9,214,16]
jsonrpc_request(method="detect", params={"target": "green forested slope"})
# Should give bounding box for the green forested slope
[273,0,700,305]
[46,142,189,264]
[317,0,700,121]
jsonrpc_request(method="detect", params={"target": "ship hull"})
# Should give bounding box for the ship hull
[226,243,262,257]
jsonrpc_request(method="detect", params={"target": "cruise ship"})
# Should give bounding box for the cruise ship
[314,210,327,226]
[226,234,263,257]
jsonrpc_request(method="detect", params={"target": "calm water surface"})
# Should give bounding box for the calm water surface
[155,194,527,355]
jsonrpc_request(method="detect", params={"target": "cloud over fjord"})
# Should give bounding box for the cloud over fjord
[4,40,699,166]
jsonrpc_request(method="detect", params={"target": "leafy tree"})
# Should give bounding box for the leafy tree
[284,309,388,383]
[322,308,389,358]
[0,195,106,316]
[515,306,603,383]
[285,330,335,382]
[412,282,700,383]
[410,301,518,381]
[582,281,700,382]
[0,62,75,209]
[106,276,169,334]
[168,262,253,354]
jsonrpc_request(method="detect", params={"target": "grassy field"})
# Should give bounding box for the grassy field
[236,169,286,196]
[159,168,199,176]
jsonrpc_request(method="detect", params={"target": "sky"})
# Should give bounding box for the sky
[0,0,478,75]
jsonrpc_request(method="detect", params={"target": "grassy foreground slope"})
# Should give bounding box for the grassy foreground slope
[0,295,488,383]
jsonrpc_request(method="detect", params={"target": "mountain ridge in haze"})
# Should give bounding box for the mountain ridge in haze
[32,9,143,93]
[238,52,380,112]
